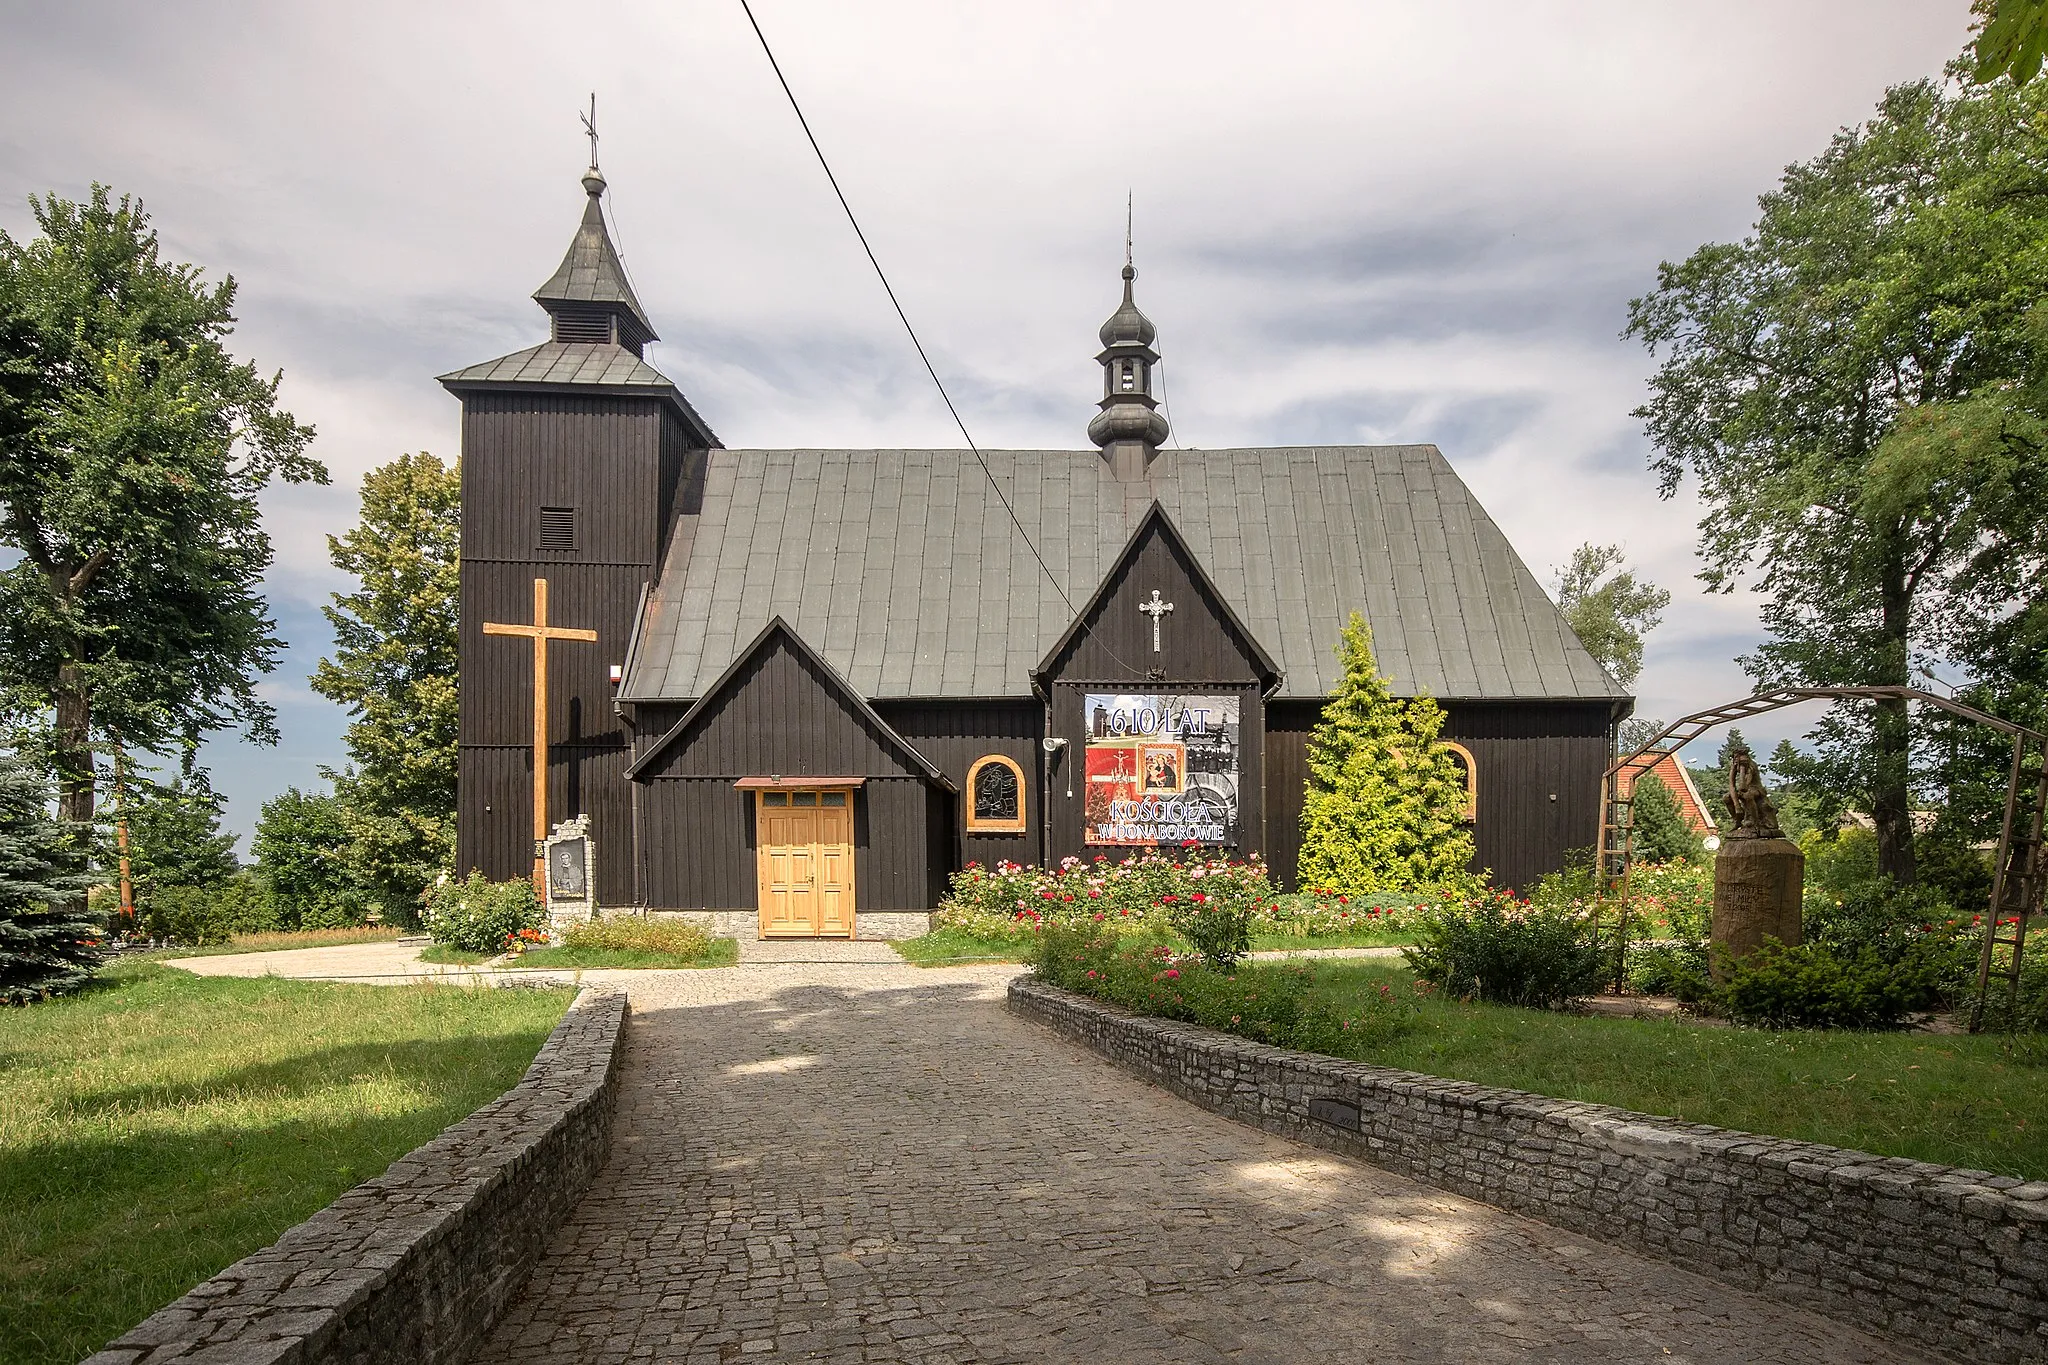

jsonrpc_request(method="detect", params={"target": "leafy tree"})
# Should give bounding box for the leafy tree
[312,453,459,920]
[1553,543,1670,691]
[0,186,321,825]
[0,753,100,1003]
[1975,0,2048,87]
[1629,773,1703,864]
[252,787,371,929]
[123,768,238,897]
[1299,613,1478,895]
[1625,68,2048,885]
[1619,716,1669,755]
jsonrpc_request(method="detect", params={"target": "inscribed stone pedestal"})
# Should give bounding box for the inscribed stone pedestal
[1710,837,1803,975]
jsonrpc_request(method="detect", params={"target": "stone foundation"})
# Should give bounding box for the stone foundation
[644,908,933,941]
[87,986,628,1365]
[1009,977,2048,1364]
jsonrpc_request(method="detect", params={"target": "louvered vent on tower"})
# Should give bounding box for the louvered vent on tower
[552,309,613,345]
[539,506,577,551]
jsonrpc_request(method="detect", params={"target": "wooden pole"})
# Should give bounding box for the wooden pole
[114,742,134,929]
[530,578,550,891]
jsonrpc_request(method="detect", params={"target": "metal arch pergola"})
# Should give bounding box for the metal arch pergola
[1597,686,2047,1031]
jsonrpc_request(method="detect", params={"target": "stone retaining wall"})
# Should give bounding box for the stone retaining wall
[88,985,628,1365]
[648,908,933,940]
[1009,977,2048,1364]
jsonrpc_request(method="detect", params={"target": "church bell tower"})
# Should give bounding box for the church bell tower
[1088,238,1170,479]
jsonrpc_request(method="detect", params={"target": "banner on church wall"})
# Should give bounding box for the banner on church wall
[1082,693,1241,846]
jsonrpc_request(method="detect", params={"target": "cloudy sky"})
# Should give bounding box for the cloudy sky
[0,0,1976,845]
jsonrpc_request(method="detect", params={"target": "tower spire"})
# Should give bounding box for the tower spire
[1088,203,1168,477]
[532,107,656,353]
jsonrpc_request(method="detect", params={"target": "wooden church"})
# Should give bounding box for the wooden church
[441,165,1631,938]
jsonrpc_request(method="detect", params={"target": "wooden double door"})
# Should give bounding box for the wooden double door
[756,790,856,938]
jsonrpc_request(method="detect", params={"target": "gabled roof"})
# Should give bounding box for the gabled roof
[436,343,720,447]
[624,617,953,787]
[1032,501,1282,693]
[622,445,1626,705]
[533,176,656,340]
[1618,754,1719,833]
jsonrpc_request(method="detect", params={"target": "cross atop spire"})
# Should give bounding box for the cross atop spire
[532,110,657,353]
[1089,205,1169,477]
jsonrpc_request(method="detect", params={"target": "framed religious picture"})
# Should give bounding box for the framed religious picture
[548,836,589,900]
[1139,742,1184,795]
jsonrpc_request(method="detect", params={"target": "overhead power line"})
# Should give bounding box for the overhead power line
[738,0,1151,678]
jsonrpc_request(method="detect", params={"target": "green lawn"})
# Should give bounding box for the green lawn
[504,937,738,970]
[1250,928,1416,951]
[1312,960,2048,1180]
[416,943,498,965]
[0,962,571,1365]
[159,926,411,957]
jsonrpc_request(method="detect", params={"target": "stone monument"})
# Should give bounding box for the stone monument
[1710,741,1803,975]
[542,813,596,936]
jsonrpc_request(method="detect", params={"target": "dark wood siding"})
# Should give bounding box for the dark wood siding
[633,633,925,780]
[1263,698,1611,892]
[1037,513,1270,869]
[639,778,939,911]
[631,626,949,911]
[877,701,1041,873]
[458,744,636,905]
[456,390,670,902]
[1041,516,1269,685]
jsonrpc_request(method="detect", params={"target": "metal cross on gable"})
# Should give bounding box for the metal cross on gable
[581,93,599,169]
[1139,589,1174,652]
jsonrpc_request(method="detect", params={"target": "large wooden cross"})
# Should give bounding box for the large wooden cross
[484,578,598,888]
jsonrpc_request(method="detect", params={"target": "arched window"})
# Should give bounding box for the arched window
[966,754,1027,833]
[1442,741,1478,823]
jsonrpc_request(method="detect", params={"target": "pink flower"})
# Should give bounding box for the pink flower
[1164,968,1179,979]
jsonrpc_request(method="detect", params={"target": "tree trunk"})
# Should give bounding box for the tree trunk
[1873,554,1917,885]
[54,660,94,827]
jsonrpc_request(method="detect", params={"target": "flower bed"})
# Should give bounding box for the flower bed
[933,852,1437,951]
[1027,921,1412,1055]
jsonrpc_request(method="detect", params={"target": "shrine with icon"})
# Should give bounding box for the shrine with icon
[441,154,1629,938]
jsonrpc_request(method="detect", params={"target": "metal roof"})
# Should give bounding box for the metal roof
[436,343,720,446]
[623,445,1627,704]
[532,173,657,339]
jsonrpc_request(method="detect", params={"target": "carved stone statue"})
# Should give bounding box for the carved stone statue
[1723,742,1784,840]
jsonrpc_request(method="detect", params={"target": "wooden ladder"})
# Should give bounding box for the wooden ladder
[1971,736,2048,1032]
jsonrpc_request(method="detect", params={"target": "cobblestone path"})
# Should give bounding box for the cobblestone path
[484,961,1932,1364]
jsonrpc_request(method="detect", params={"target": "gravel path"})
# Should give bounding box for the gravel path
[478,955,1931,1364]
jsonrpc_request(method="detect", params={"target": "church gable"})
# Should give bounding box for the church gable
[626,618,950,785]
[1035,503,1280,689]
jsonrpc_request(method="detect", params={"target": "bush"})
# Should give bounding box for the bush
[1627,941,1714,1002]
[1716,939,1925,1030]
[560,916,712,958]
[0,756,101,1003]
[1404,889,1608,1009]
[1029,921,1410,1054]
[422,873,542,952]
[1258,889,1425,938]
[136,875,278,946]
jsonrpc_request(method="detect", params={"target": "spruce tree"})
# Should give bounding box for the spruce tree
[1298,613,1478,895]
[1629,773,1704,864]
[0,754,101,1004]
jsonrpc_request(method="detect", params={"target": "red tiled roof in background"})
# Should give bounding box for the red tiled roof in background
[1616,754,1719,833]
